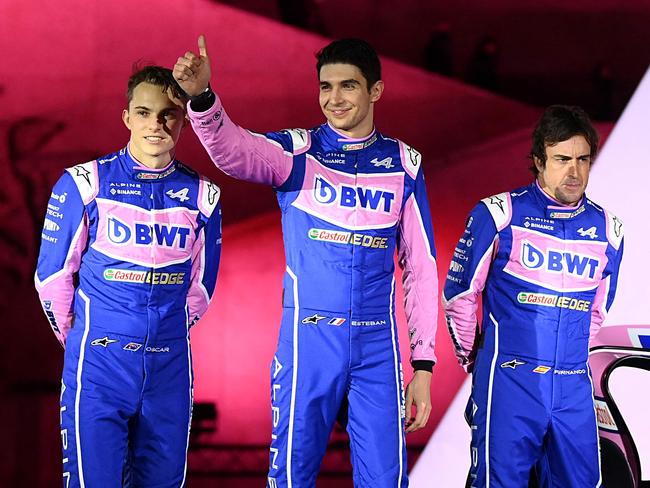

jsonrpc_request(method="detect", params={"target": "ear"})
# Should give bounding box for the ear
[533,156,545,173]
[370,80,384,103]
[122,109,131,130]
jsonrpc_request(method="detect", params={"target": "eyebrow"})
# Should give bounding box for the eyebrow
[553,153,591,159]
[134,105,183,113]
[319,79,361,86]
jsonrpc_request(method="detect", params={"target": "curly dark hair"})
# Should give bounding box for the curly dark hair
[529,105,599,175]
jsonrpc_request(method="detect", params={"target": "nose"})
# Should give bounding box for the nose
[155,114,167,127]
[566,160,578,176]
[330,86,344,105]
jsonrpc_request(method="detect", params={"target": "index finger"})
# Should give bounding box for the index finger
[198,34,209,58]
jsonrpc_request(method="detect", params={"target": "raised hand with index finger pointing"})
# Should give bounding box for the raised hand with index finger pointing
[173,35,211,97]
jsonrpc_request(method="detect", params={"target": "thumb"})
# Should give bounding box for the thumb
[198,34,209,58]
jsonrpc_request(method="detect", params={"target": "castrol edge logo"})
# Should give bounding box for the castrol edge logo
[505,226,606,292]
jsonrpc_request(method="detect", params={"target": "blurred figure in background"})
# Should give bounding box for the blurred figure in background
[466,35,500,91]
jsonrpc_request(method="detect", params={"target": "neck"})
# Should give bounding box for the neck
[129,144,173,169]
[536,180,581,207]
[329,123,375,142]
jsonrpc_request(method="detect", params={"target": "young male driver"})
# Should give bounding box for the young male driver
[174,37,439,487]
[35,66,222,487]
[443,105,624,487]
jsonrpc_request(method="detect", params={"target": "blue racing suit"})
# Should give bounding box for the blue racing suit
[35,146,221,487]
[188,92,438,488]
[443,182,624,488]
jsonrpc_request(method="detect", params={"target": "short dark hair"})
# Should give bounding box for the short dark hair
[126,65,189,106]
[529,105,599,175]
[316,38,381,90]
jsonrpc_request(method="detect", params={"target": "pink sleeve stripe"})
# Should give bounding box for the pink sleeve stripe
[187,228,210,324]
[590,275,610,342]
[399,194,438,362]
[188,95,293,186]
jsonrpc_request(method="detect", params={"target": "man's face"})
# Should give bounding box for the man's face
[319,63,383,138]
[122,82,186,167]
[535,135,592,205]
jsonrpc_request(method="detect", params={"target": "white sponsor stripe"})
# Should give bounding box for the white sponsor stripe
[89,245,192,269]
[587,368,603,487]
[388,277,404,486]
[485,313,500,488]
[95,197,199,217]
[290,200,398,231]
[286,266,299,487]
[502,267,600,293]
[180,309,192,487]
[75,290,91,487]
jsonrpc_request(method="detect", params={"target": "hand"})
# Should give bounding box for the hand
[173,35,212,97]
[404,369,433,433]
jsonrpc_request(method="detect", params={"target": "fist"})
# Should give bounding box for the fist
[173,35,211,97]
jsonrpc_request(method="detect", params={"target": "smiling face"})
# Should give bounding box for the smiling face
[122,82,186,168]
[318,63,383,139]
[535,135,592,205]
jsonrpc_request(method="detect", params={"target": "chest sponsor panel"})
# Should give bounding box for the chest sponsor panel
[292,157,404,230]
[504,226,608,292]
[92,198,199,267]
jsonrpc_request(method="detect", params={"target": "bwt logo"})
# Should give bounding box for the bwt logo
[313,175,395,212]
[521,241,599,279]
[107,216,191,248]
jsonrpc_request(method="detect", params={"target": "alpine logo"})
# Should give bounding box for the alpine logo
[166,188,190,202]
[313,175,395,213]
[521,241,599,279]
[577,226,598,239]
[370,157,394,169]
[107,216,191,249]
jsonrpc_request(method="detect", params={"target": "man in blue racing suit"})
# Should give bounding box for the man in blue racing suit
[443,105,624,487]
[173,37,438,487]
[34,66,222,487]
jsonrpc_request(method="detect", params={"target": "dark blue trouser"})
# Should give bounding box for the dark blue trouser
[267,306,408,488]
[61,319,193,487]
[466,319,600,488]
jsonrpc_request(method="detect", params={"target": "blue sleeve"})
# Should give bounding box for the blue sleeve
[34,172,88,344]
